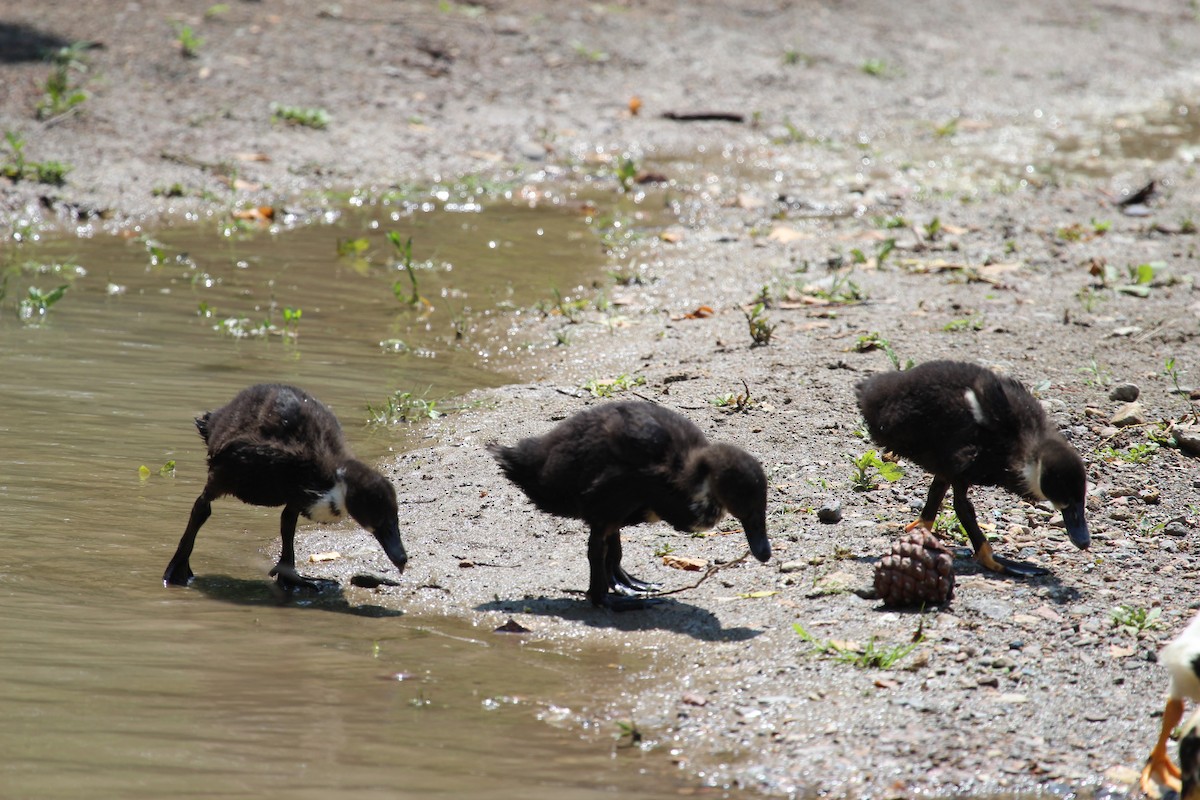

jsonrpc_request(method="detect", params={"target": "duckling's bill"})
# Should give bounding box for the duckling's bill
[1060,500,1090,550]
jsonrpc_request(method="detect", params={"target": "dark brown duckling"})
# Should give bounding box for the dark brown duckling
[1179,705,1200,800]
[855,360,1089,577]
[163,384,408,590]
[487,401,771,610]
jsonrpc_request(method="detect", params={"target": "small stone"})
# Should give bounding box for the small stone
[1110,402,1146,427]
[779,560,806,574]
[817,500,843,524]
[1174,426,1200,457]
[1165,520,1191,537]
[1139,488,1161,504]
[1109,383,1140,402]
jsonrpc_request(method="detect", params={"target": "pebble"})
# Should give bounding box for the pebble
[817,500,843,524]
[1110,402,1145,427]
[1108,383,1140,402]
[1174,427,1200,457]
[1165,520,1191,537]
[779,560,806,574]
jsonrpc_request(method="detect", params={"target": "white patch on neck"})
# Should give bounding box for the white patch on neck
[963,388,987,425]
[305,478,347,523]
[1022,458,1046,501]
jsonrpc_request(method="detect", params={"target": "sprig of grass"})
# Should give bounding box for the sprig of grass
[270,103,330,130]
[794,622,922,669]
[1109,604,1163,636]
[850,449,904,491]
[583,373,646,398]
[744,302,776,347]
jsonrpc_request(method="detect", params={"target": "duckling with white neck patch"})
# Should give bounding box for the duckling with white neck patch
[855,360,1089,577]
[488,401,772,610]
[163,384,408,590]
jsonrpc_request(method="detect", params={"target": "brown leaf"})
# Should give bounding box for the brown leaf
[232,205,274,222]
[663,554,708,571]
[681,692,708,706]
[628,96,642,116]
[308,551,340,563]
[767,224,810,244]
[1109,644,1136,659]
[233,152,271,163]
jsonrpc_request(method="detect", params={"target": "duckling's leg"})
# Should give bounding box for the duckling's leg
[587,523,660,610]
[163,492,213,586]
[605,535,661,595]
[906,478,949,532]
[269,506,323,591]
[951,480,1047,577]
[1141,697,1185,797]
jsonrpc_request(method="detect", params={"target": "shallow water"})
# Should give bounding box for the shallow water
[0,201,729,799]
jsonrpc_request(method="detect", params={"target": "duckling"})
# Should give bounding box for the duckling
[163,384,408,590]
[487,401,771,610]
[1141,611,1200,798]
[855,360,1089,577]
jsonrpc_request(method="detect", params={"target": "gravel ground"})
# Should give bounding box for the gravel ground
[4,1,1200,796]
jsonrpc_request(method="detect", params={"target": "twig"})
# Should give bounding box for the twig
[649,549,752,598]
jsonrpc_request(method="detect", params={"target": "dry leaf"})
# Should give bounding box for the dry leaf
[1109,644,1136,659]
[232,206,274,222]
[768,225,810,243]
[740,590,778,600]
[234,152,271,163]
[308,551,341,563]
[663,554,707,571]
[659,230,684,243]
[681,692,707,706]
[628,96,642,116]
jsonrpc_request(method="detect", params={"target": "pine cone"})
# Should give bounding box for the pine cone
[873,530,955,607]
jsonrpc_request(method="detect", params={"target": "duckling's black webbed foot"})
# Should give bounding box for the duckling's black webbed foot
[162,561,194,587]
[973,542,1048,577]
[610,565,660,596]
[269,563,328,593]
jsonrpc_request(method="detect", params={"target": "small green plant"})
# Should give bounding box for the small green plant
[808,267,866,304]
[942,316,983,333]
[270,103,330,130]
[710,380,754,412]
[1078,359,1112,387]
[18,284,68,323]
[782,49,810,66]
[794,622,922,669]
[583,373,646,398]
[924,217,943,240]
[1097,442,1159,465]
[387,232,423,307]
[1165,357,1187,396]
[37,43,90,120]
[282,306,302,337]
[366,390,444,424]
[571,41,609,63]
[174,22,204,58]
[614,155,638,192]
[933,119,957,138]
[614,719,642,748]
[860,59,888,77]
[854,332,909,370]
[1,132,71,186]
[876,215,908,230]
[653,543,675,558]
[850,449,904,491]
[1109,604,1163,637]
[204,3,231,18]
[1092,218,1112,235]
[744,302,776,347]
[1075,285,1106,313]
[933,511,968,545]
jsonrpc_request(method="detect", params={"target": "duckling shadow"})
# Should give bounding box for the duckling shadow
[474,595,763,642]
[191,574,403,618]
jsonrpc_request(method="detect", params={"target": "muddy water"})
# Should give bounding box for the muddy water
[0,202,723,798]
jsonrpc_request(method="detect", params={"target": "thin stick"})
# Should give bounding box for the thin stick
[649,549,753,598]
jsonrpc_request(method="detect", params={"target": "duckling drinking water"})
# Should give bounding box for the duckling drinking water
[163,384,408,590]
[488,401,771,610]
[855,360,1089,577]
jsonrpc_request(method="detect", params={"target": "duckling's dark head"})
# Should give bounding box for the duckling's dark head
[705,443,771,563]
[1031,437,1090,551]
[341,460,408,575]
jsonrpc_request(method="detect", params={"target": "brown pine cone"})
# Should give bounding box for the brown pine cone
[873,530,955,607]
